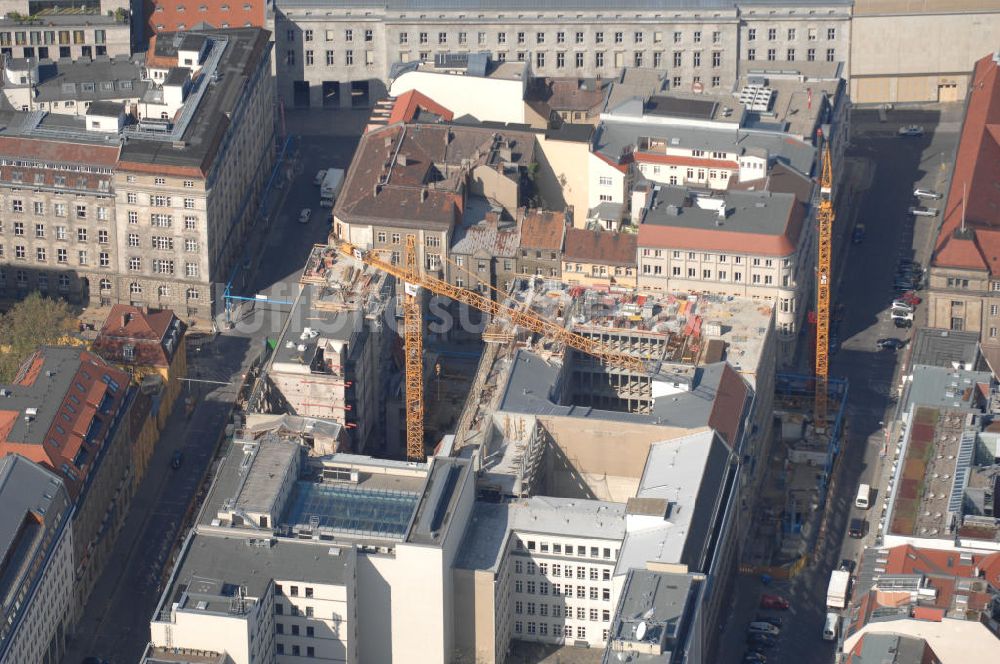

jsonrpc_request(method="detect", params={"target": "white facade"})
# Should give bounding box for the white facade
[389,65,527,124]
[587,154,627,213]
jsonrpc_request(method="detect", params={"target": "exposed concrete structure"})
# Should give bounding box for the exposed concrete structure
[257,245,395,455]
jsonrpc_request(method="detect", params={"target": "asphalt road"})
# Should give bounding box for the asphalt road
[720,104,962,663]
[60,111,365,664]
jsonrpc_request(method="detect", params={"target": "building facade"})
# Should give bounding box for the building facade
[0,455,74,664]
[0,28,275,326]
[267,0,851,108]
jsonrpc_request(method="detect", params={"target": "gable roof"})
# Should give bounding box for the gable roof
[563,228,637,266]
[519,209,567,250]
[387,89,455,125]
[91,305,185,368]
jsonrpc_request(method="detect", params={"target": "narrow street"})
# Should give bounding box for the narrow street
[720,103,963,663]
[60,109,367,664]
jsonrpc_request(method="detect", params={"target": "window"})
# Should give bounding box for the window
[595,52,604,67]
[747,28,756,41]
[747,48,755,61]
[576,52,584,67]
[595,31,604,44]
[673,51,682,67]
[788,28,796,40]
[152,236,174,250]
[556,51,565,68]
[693,30,701,43]
[186,263,199,278]
[77,228,88,242]
[305,50,313,65]
[693,51,701,66]
[577,627,586,639]
[98,229,108,244]
[77,249,86,265]
[36,247,46,262]
[673,31,681,44]
[184,198,195,209]
[787,48,795,61]
[826,48,835,62]
[100,252,109,267]
[184,216,197,230]
[345,50,353,65]
[808,27,817,41]
[537,32,546,44]
[807,48,816,62]
[536,52,544,68]
[54,203,66,217]
[57,248,67,263]
[767,48,776,61]
[15,245,25,260]
[713,30,721,44]
[827,27,836,40]
[768,28,776,41]
[438,32,446,44]
[517,31,525,44]
[129,257,141,271]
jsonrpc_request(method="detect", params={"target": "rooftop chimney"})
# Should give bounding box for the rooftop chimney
[397,153,409,167]
[420,188,428,202]
[122,312,132,327]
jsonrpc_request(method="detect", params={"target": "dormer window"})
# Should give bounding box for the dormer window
[123,344,135,361]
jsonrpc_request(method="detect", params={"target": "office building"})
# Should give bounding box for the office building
[0,455,73,664]
[0,28,275,327]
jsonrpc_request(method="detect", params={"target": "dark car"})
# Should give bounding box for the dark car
[747,633,777,649]
[170,450,184,469]
[743,652,767,664]
[851,224,866,244]
[754,615,783,627]
[894,318,913,329]
[849,518,867,538]
[877,338,907,351]
[840,559,857,573]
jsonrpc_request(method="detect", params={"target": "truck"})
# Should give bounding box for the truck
[320,168,345,208]
[827,569,851,609]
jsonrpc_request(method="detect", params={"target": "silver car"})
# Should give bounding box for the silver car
[913,188,942,200]
[909,206,938,217]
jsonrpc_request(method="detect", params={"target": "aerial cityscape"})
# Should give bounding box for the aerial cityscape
[0,1,1000,664]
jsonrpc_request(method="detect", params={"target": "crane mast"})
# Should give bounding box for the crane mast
[402,236,426,462]
[815,134,834,430]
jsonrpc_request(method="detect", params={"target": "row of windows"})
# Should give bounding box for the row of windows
[0,270,201,300]
[747,47,836,62]
[275,643,316,657]
[514,560,613,580]
[1,244,110,266]
[517,540,616,558]
[564,263,633,278]
[124,192,198,208]
[642,251,790,267]
[747,27,836,41]
[514,622,604,640]
[0,29,98,47]
[514,602,611,622]
[126,211,200,229]
[124,175,196,188]
[513,580,613,601]
[5,200,108,219]
[126,257,200,277]
[1,224,108,242]
[645,265,776,284]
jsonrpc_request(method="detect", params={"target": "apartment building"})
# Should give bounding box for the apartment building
[516,209,566,280]
[90,304,187,431]
[0,0,132,61]
[0,455,74,664]
[637,186,807,362]
[267,0,852,109]
[0,347,146,621]
[561,227,637,289]
[333,121,537,279]
[927,52,1000,372]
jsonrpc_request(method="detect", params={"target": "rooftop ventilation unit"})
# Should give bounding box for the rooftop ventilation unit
[737,84,775,112]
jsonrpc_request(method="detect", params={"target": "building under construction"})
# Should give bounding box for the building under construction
[252,245,397,455]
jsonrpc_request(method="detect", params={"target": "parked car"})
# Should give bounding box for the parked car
[909,205,939,217]
[298,208,312,224]
[851,224,866,244]
[877,337,907,351]
[839,559,857,574]
[914,188,943,199]
[891,308,914,322]
[313,169,327,185]
[170,450,184,469]
[759,594,790,610]
[899,125,925,137]
[747,633,777,649]
[894,318,913,329]
[754,615,783,628]
[849,518,867,538]
[898,291,922,306]
[748,622,781,636]
[743,651,767,663]
[891,299,915,312]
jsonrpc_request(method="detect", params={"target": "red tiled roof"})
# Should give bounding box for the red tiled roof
[388,90,454,125]
[563,228,636,266]
[520,209,567,250]
[144,1,266,39]
[92,305,183,369]
[0,136,119,167]
[934,53,1000,273]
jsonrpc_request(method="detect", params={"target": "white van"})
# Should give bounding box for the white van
[855,483,871,510]
[823,613,839,641]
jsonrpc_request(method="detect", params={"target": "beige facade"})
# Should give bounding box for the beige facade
[850,1,1000,103]
[925,266,1000,368]
[0,14,131,62]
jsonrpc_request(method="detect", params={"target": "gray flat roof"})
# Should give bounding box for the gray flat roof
[270,282,365,372]
[31,57,148,103]
[158,533,352,620]
[904,365,992,412]
[909,328,983,371]
[594,121,816,177]
[642,186,799,236]
[407,457,471,545]
[603,569,704,664]
[232,438,298,517]
[455,496,626,572]
[497,349,725,430]
[849,632,930,664]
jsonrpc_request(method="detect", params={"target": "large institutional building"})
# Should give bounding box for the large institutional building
[0,27,274,326]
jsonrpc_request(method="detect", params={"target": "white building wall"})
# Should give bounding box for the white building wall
[1,519,74,664]
[587,155,627,213]
[389,70,527,124]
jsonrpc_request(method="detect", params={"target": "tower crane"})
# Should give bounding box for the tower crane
[814,131,834,430]
[339,236,648,461]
